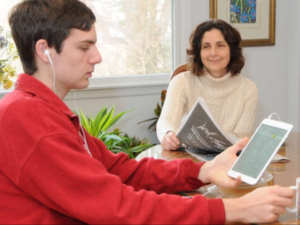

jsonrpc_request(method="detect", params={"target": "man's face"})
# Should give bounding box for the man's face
[52,25,102,93]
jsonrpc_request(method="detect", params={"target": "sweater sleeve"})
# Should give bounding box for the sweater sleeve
[156,72,189,142]
[18,134,225,224]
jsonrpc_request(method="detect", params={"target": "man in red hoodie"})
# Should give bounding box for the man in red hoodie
[0,0,294,224]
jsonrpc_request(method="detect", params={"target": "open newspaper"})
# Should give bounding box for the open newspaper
[176,97,291,162]
[176,97,239,161]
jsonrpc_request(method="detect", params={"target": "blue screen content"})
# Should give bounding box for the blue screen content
[232,124,288,179]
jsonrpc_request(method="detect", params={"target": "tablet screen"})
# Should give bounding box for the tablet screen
[232,124,288,179]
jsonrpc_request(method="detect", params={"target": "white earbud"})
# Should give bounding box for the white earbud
[44,49,56,94]
[44,49,52,65]
[44,49,50,56]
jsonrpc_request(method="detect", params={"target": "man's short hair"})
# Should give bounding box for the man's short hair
[9,0,96,75]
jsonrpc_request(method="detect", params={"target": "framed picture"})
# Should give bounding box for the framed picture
[210,0,276,47]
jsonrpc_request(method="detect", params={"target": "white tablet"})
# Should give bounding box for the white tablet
[228,118,293,185]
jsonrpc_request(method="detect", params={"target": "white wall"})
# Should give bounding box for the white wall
[242,1,290,127]
[287,0,300,131]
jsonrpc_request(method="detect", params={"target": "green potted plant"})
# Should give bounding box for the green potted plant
[76,105,154,159]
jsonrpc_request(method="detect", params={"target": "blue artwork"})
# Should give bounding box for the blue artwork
[230,0,257,23]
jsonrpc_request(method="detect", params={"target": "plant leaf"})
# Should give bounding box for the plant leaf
[94,106,108,135]
[98,105,115,132]
[147,120,158,132]
[102,107,135,131]
[77,105,154,159]
[79,109,91,134]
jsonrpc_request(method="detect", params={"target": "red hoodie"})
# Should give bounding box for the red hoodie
[0,74,225,224]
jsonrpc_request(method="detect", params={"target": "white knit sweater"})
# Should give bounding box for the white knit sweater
[156,71,258,142]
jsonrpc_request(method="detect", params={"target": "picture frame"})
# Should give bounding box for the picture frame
[210,0,276,47]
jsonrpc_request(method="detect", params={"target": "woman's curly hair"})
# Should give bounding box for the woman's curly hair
[186,19,245,76]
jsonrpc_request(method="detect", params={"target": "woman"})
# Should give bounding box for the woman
[157,19,258,150]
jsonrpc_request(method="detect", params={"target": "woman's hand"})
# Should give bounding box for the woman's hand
[198,137,249,187]
[161,131,180,150]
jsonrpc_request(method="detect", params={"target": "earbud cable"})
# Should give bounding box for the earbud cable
[46,52,57,94]
[268,113,281,121]
[73,91,92,157]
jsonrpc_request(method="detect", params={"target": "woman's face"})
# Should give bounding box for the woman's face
[200,28,230,78]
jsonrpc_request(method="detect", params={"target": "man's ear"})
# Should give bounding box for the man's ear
[35,39,51,63]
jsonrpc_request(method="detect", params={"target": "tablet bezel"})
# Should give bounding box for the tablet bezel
[228,118,293,185]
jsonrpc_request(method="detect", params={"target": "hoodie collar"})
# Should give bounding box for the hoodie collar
[15,73,77,120]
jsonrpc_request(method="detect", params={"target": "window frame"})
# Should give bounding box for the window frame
[0,0,193,96]
[87,0,193,90]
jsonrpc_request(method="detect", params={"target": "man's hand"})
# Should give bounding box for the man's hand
[223,185,294,223]
[161,131,180,150]
[198,137,249,187]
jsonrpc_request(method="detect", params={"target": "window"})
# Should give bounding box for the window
[0,0,23,92]
[0,0,172,79]
[84,0,172,77]
[1,0,195,93]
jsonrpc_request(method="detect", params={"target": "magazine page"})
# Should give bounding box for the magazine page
[176,97,235,153]
[197,98,239,144]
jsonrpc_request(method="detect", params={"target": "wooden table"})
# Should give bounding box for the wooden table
[136,132,300,224]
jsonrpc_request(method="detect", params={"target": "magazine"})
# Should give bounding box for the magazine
[176,97,291,162]
[176,97,240,160]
